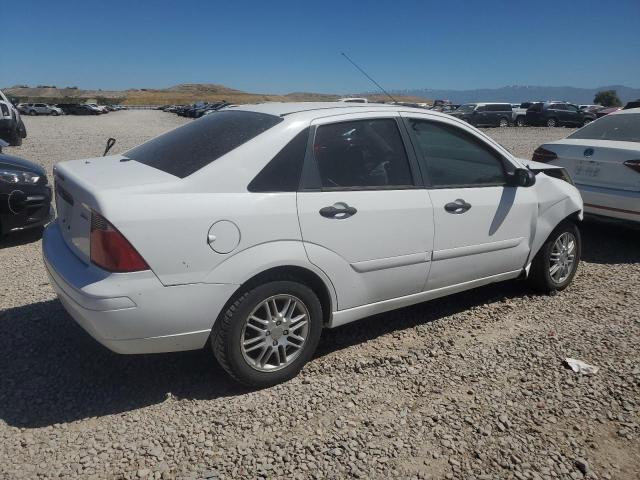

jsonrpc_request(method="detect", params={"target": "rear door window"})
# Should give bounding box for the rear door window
[313,119,414,189]
[125,111,283,178]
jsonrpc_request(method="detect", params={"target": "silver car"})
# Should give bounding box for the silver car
[20,103,63,116]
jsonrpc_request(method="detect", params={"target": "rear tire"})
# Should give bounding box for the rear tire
[546,117,558,127]
[516,116,526,127]
[499,117,509,127]
[528,221,581,293]
[211,280,323,387]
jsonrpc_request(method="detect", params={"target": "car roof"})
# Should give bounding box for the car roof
[225,101,465,123]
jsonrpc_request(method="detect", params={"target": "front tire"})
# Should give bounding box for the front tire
[499,117,509,127]
[546,117,558,127]
[528,221,581,292]
[211,280,323,387]
[516,116,526,127]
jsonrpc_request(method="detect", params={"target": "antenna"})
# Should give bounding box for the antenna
[341,52,397,103]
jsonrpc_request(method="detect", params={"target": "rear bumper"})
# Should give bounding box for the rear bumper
[577,182,640,223]
[42,222,239,354]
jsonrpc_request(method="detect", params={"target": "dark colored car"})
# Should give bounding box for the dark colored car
[595,107,622,118]
[0,140,52,238]
[525,102,594,127]
[449,103,513,127]
[57,104,100,115]
[624,100,640,110]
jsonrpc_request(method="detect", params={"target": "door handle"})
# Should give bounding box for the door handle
[444,199,472,214]
[319,202,357,219]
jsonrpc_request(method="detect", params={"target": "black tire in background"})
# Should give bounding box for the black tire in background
[499,117,509,127]
[211,279,323,387]
[17,119,27,139]
[516,116,526,127]
[528,221,581,293]
[546,117,558,127]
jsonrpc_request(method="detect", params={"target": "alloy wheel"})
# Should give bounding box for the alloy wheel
[549,232,577,284]
[240,294,310,372]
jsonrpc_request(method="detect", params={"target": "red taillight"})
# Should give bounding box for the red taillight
[623,160,640,174]
[90,212,149,272]
[532,146,558,163]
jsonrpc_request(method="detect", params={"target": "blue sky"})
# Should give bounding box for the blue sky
[2,0,639,93]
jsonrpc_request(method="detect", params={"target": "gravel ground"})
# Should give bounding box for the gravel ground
[1,112,638,480]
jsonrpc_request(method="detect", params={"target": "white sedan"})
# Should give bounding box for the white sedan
[533,107,640,223]
[43,103,582,386]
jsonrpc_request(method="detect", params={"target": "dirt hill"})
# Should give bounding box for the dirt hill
[2,84,430,106]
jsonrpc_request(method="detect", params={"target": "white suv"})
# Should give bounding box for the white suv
[43,103,583,386]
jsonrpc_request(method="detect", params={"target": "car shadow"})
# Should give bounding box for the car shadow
[0,299,246,429]
[579,218,639,264]
[0,281,529,429]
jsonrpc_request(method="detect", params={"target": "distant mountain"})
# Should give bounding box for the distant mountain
[392,85,640,104]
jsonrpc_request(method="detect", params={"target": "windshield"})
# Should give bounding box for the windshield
[456,104,476,113]
[568,113,640,143]
[125,110,283,177]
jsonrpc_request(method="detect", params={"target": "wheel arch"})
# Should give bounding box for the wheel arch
[214,264,335,328]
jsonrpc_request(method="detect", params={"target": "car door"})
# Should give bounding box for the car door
[402,115,537,290]
[473,105,488,126]
[566,104,582,126]
[296,113,434,310]
[35,103,46,114]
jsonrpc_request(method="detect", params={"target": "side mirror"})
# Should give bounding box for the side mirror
[508,168,536,187]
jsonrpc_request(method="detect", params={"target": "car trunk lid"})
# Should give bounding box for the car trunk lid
[53,155,178,264]
[545,139,640,192]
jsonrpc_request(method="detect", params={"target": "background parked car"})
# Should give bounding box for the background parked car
[19,103,63,116]
[512,102,534,126]
[84,103,107,114]
[526,102,594,127]
[595,106,622,118]
[532,108,640,223]
[449,102,513,127]
[624,100,640,110]
[57,104,100,115]
[0,90,27,146]
[0,139,52,237]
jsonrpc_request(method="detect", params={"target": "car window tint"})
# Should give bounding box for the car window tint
[476,105,486,112]
[248,128,309,192]
[408,119,506,188]
[313,119,413,189]
[125,111,283,178]
[568,113,640,142]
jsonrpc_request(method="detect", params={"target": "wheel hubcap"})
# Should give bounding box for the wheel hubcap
[549,232,576,284]
[241,294,310,372]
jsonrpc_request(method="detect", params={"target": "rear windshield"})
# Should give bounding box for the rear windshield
[568,113,640,143]
[125,110,283,177]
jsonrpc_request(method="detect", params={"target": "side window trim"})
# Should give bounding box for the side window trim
[401,116,513,189]
[300,117,422,192]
